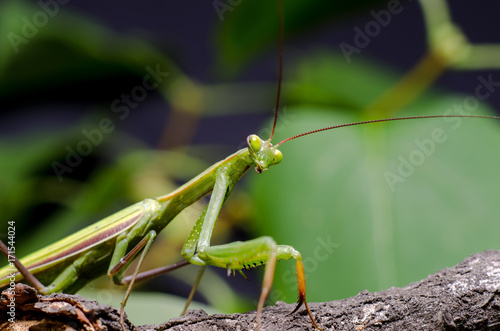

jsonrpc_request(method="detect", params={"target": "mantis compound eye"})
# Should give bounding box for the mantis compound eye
[248,134,262,152]
[273,149,283,165]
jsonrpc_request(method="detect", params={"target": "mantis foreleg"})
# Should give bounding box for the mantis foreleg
[180,167,320,329]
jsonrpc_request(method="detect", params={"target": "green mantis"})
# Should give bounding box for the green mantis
[0,128,317,329]
[1,114,499,330]
[3,2,500,331]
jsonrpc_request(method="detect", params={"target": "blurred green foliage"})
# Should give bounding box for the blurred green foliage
[251,54,500,303]
[214,0,386,73]
[1,0,500,326]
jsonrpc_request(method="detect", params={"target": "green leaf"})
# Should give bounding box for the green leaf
[0,130,79,227]
[249,57,500,303]
[214,0,387,74]
[284,52,401,110]
[0,0,182,103]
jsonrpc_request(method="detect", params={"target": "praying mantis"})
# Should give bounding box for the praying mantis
[3,1,500,330]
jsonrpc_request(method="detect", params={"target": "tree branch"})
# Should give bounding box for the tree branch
[2,250,500,330]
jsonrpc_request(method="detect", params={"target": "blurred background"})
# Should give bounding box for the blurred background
[2,0,500,325]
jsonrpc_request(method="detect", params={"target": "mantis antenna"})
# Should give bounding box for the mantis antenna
[276,115,500,146]
[266,0,500,146]
[269,0,284,141]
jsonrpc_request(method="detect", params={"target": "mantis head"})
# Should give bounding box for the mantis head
[246,134,283,173]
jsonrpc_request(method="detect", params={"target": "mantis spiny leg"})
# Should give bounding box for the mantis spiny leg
[180,168,321,329]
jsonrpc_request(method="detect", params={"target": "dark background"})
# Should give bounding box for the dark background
[3,1,500,142]
[2,0,500,324]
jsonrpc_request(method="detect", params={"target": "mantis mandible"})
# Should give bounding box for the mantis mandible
[2,1,500,330]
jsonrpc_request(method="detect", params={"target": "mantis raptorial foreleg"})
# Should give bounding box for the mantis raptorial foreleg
[180,167,319,329]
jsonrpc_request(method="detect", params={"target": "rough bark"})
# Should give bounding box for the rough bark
[2,250,500,331]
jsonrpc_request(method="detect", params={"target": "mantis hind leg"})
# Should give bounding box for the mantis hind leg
[0,240,112,295]
[114,230,157,330]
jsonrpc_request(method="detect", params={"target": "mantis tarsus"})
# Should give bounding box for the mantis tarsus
[2,2,500,331]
